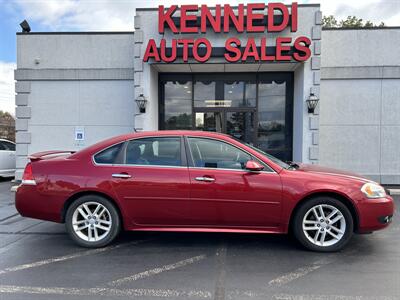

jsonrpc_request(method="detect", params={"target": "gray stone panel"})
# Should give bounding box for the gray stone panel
[313,71,320,85]
[134,72,143,87]
[134,58,143,71]
[309,146,319,160]
[312,26,321,40]
[313,41,321,55]
[16,119,28,131]
[16,94,29,106]
[315,11,322,25]
[16,132,31,144]
[311,57,320,70]
[16,144,28,156]
[15,81,30,93]
[134,15,141,29]
[16,106,31,119]
[309,116,319,130]
[312,132,319,145]
[134,30,143,43]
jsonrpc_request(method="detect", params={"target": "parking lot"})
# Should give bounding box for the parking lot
[0,179,399,300]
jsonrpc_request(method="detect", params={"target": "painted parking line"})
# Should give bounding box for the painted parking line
[0,285,397,300]
[268,249,358,288]
[268,264,322,288]
[0,285,212,298]
[0,239,151,276]
[108,254,207,286]
[227,291,399,300]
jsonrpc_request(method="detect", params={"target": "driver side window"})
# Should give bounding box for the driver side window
[188,138,251,170]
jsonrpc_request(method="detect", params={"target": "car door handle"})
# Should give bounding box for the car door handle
[112,173,132,179]
[195,177,215,182]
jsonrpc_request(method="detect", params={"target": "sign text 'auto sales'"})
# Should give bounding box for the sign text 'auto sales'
[143,3,311,63]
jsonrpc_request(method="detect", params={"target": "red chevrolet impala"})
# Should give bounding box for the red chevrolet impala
[15,131,394,252]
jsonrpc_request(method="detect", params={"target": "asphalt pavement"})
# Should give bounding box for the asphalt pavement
[0,178,399,300]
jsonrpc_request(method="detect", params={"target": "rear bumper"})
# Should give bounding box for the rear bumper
[15,184,64,223]
[357,196,395,233]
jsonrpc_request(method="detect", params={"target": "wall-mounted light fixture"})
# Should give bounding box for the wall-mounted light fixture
[20,20,31,33]
[306,92,319,114]
[135,94,147,114]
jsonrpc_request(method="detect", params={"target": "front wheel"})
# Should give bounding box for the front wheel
[293,197,354,252]
[65,195,121,248]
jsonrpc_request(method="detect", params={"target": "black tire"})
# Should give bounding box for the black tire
[292,196,354,252]
[65,195,121,248]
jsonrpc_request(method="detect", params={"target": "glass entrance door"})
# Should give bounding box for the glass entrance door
[194,110,256,145]
[159,73,293,160]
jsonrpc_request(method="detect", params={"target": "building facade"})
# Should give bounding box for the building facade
[14,3,400,184]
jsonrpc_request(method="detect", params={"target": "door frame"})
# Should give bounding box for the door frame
[158,72,294,160]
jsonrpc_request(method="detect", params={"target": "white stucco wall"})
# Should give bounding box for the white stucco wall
[320,28,400,184]
[15,33,135,180]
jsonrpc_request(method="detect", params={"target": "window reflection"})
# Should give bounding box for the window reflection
[194,81,216,107]
[164,81,192,130]
[257,81,289,160]
[224,81,256,107]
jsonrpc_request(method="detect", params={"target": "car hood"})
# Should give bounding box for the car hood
[296,163,373,183]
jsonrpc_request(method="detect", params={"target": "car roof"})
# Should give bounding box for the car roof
[120,130,230,139]
[0,139,15,143]
[70,131,231,159]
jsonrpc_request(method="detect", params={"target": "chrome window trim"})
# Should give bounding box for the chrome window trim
[185,136,277,174]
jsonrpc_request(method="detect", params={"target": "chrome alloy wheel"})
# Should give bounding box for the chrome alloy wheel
[72,202,112,242]
[302,204,346,247]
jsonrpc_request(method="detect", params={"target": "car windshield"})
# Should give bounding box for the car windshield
[231,138,291,170]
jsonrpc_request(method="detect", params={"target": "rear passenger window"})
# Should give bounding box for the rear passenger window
[94,143,123,164]
[125,137,181,167]
[4,141,15,151]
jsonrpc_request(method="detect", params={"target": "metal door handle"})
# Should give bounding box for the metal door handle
[112,173,132,179]
[195,177,215,182]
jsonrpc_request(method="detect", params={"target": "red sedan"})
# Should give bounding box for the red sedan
[16,131,394,252]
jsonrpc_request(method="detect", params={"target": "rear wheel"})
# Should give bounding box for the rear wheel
[293,197,353,252]
[65,195,121,248]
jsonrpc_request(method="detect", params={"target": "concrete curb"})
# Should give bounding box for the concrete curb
[10,185,19,193]
[388,189,400,196]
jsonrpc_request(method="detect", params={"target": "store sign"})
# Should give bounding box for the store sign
[143,3,311,63]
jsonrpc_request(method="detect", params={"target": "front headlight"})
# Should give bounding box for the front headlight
[361,182,386,198]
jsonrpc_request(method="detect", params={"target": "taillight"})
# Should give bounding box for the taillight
[22,163,36,185]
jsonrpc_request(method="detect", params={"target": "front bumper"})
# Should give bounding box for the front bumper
[357,195,395,233]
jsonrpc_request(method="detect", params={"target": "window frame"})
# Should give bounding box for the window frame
[184,136,275,173]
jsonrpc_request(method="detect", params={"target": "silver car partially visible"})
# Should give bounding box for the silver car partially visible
[0,139,16,178]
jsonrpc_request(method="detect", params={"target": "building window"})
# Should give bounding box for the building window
[159,73,293,161]
[162,81,192,130]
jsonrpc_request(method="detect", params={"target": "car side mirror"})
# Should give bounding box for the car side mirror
[245,160,264,172]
